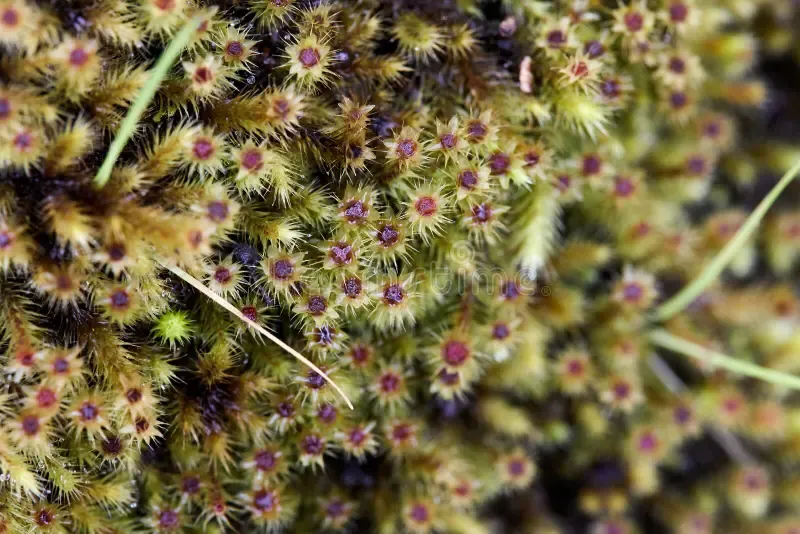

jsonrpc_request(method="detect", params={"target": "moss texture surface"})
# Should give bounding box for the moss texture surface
[1,0,800,532]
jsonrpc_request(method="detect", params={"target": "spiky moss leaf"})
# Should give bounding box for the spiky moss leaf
[511,182,561,277]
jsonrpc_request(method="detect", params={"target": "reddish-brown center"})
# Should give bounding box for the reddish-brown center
[226,41,244,57]
[106,243,126,261]
[193,67,213,84]
[391,423,412,442]
[192,139,215,160]
[624,12,644,32]
[214,267,231,284]
[396,138,417,158]
[35,509,54,527]
[273,98,290,118]
[439,133,457,149]
[154,0,176,10]
[383,284,405,305]
[37,388,57,408]
[442,340,469,366]
[307,295,327,315]
[241,149,263,171]
[415,196,437,216]
[572,61,589,77]
[328,242,354,265]
[489,153,511,175]
[1,8,19,27]
[613,382,631,400]
[299,47,321,68]
[379,372,401,393]
[567,359,584,376]
[69,47,90,67]
[102,436,123,455]
[343,277,362,298]
[668,57,686,74]
[126,388,143,404]
[458,169,478,190]
[132,420,149,439]
[350,345,371,366]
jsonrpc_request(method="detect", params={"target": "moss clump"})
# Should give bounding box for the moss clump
[1,0,800,532]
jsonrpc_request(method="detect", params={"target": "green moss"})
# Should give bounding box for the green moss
[1,0,800,532]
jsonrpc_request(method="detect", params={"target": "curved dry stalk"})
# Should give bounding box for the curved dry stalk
[160,260,354,409]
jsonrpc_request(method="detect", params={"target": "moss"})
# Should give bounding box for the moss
[1,0,800,532]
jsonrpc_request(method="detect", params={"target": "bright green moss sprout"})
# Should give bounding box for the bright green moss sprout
[152,309,196,349]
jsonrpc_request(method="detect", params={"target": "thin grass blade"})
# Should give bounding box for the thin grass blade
[649,328,800,389]
[653,158,800,321]
[94,16,206,188]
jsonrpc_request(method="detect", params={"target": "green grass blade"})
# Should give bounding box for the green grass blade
[652,158,800,322]
[649,328,800,389]
[93,16,204,188]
